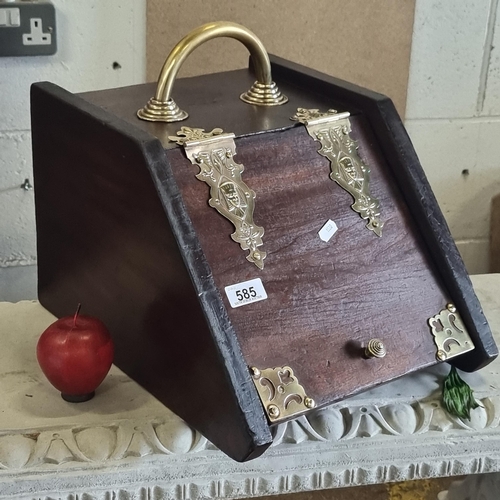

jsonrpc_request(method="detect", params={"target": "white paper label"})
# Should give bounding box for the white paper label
[225,278,268,308]
[318,219,338,242]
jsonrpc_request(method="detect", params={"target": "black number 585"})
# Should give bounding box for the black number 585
[236,287,257,301]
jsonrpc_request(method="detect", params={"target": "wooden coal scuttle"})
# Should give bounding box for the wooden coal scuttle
[30,22,497,462]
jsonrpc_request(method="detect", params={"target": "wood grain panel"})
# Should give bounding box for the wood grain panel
[80,70,356,150]
[167,119,450,407]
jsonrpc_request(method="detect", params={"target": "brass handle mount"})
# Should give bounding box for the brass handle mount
[137,21,288,123]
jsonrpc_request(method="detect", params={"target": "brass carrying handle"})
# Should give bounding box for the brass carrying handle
[137,21,288,123]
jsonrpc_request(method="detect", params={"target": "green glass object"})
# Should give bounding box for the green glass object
[442,366,479,420]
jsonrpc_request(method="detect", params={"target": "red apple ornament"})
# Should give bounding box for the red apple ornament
[37,305,114,402]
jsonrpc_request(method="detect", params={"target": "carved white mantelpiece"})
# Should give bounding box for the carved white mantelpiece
[1,274,500,500]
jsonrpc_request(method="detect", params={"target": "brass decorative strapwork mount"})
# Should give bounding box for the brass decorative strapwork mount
[138,21,288,123]
[291,108,383,237]
[169,126,266,269]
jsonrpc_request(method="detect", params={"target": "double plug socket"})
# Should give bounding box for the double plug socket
[0,0,56,56]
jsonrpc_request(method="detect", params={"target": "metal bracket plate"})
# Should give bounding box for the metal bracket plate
[250,366,316,423]
[428,303,475,361]
[169,127,266,269]
[291,108,383,237]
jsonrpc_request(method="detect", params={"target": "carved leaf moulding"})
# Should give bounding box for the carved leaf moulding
[1,395,499,472]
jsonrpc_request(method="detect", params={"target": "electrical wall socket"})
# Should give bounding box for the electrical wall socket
[0,1,56,57]
[23,17,51,46]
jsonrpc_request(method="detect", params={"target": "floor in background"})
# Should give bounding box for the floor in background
[254,477,461,500]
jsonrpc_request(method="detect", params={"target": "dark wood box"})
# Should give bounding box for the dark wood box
[31,55,497,462]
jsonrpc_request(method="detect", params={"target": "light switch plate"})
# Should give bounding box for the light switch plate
[0,1,56,57]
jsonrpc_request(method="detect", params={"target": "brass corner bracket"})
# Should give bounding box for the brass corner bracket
[250,365,316,422]
[169,126,266,269]
[291,108,383,237]
[428,303,475,361]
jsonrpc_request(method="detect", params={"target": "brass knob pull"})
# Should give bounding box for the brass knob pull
[365,339,387,359]
[137,21,288,123]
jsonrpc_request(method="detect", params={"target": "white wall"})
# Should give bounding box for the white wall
[405,0,500,274]
[0,0,146,275]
